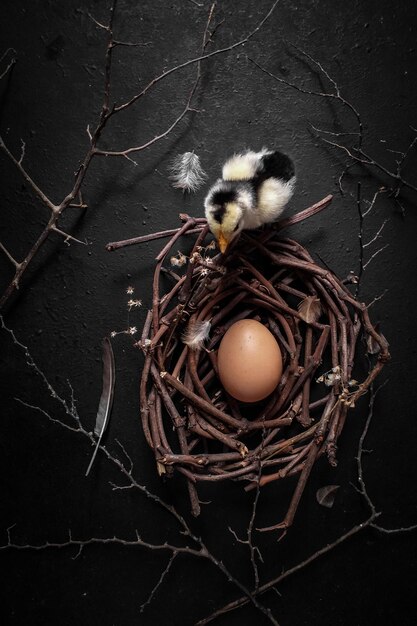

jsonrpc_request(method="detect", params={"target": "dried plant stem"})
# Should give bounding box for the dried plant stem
[0,0,280,309]
[198,380,412,625]
[0,315,279,625]
[197,512,379,625]
[249,47,417,199]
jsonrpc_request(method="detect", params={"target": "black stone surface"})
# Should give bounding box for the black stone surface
[1,1,417,625]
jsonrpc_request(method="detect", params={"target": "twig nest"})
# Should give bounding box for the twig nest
[139,209,389,524]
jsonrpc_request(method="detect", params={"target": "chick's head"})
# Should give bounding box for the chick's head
[204,182,251,253]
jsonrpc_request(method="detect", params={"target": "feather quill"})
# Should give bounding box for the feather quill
[170,152,206,192]
[85,336,116,477]
[182,319,211,350]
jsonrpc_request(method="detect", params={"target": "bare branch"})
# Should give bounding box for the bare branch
[363,188,387,217]
[51,225,88,245]
[1,525,202,558]
[87,12,109,32]
[356,186,388,296]
[287,41,363,143]
[112,39,151,48]
[18,139,26,165]
[362,244,389,271]
[367,289,389,309]
[372,522,417,535]
[68,191,88,209]
[356,182,364,293]
[0,135,57,213]
[15,398,81,434]
[140,552,178,613]
[250,48,417,198]
[0,242,20,268]
[1,317,278,625]
[198,379,417,624]
[363,219,388,249]
[197,514,379,624]
[354,382,387,515]
[113,0,280,114]
[94,100,195,158]
[1,315,78,419]
[0,47,16,80]
[1,1,279,308]
[115,438,134,475]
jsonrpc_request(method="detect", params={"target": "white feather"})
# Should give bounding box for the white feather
[170,152,206,192]
[182,319,211,350]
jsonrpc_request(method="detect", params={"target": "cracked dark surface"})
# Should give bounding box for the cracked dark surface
[1,1,417,625]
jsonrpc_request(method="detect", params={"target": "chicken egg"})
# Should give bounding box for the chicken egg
[217,319,283,403]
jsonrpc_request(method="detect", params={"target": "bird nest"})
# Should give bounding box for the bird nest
[137,196,389,528]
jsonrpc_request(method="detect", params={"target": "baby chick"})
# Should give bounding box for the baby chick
[204,148,295,253]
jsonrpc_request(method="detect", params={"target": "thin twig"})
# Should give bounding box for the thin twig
[0,1,279,309]
[0,316,278,625]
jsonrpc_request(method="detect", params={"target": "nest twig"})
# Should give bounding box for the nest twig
[117,195,389,529]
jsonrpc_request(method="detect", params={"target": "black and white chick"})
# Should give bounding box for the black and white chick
[204,148,295,253]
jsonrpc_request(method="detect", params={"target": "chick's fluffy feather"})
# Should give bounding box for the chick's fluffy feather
[222,148,270,181]
[204,148,295,248]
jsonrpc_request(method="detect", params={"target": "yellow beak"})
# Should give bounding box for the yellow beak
[218,231,229,254]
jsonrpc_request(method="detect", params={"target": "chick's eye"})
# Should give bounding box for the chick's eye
[233,224,240,232]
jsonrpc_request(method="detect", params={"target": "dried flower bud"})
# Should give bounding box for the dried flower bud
[170,252,187,267]
[190,252,202,264]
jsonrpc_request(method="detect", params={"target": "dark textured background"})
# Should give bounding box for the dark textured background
[1,1,417,624]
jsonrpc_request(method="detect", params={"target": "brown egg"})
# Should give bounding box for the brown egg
[217,319,283,403]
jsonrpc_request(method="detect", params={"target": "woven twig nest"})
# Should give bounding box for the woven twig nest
[138,197,389,527]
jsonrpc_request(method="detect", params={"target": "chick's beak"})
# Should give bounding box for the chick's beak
[218,231,229,254]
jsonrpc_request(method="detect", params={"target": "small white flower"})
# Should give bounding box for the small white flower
[110,331,117,338]
[126,286,134,295]
[128,299,142,309]
[127,326,137,335]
